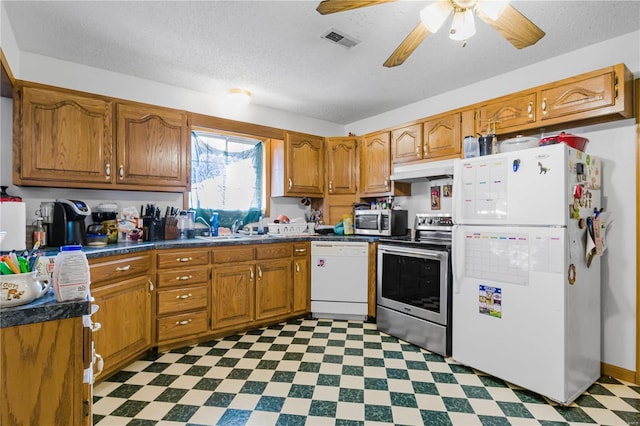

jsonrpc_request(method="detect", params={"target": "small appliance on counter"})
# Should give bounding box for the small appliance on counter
[49,199,91,247]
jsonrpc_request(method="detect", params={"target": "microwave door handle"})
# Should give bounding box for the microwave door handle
[377,214,382,233]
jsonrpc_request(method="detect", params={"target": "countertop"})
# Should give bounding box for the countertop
[0,233,390,328]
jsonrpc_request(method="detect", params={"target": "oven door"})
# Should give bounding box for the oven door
[377,244,449,326]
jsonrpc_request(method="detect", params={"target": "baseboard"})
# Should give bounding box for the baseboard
[601,362,637,384]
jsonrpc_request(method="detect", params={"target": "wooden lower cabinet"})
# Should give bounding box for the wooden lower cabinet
[255,259,292,320]
[211,263,255,330]
[1,317,91,426]
[90,253,153,380]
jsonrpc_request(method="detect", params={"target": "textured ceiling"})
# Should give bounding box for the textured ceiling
[3,0,640,125]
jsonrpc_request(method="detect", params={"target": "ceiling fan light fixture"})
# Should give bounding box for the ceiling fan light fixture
[449,8,476,41]
[420,0,453,33]
[475,0,510,21]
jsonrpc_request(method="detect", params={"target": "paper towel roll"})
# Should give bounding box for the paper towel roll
[0,202,26,251]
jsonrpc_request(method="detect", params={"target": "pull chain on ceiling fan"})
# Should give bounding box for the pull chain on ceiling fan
[316,0,545,67]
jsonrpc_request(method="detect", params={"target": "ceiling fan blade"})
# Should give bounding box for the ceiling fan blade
[383,23,431,68]
[316,0,397,15]
[477,4,545,49]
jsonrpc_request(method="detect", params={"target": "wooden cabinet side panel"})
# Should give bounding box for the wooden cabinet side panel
[1,318,83,426]
[18,86,113,184]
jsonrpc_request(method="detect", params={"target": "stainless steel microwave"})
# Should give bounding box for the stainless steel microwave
[354,209,408,236]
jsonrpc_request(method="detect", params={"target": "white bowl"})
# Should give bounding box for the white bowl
[498,136,539,153]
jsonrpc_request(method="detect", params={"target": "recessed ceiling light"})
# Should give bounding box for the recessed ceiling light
[228,88,251,106]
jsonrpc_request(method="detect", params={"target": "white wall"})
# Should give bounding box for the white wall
[347,31,640,372]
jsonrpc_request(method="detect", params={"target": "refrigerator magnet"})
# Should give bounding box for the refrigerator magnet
[443,184,452,198]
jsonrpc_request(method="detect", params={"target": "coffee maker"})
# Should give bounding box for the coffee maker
[50,199,91,247]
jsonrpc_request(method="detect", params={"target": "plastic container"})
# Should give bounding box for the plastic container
[211,212,219,237]
[463,136,479,158]
[33,217,47,248]
[52,245,91,302]
[257,214,265,235]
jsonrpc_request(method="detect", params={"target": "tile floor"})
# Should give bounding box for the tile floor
[93,319,640,425]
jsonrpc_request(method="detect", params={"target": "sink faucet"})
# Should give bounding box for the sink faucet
[195,216,212,236]
[231,219,243,234]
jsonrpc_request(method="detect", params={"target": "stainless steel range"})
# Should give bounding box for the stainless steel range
[377,213,453,356]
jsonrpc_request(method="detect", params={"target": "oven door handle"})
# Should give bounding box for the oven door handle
[452,225,464,294]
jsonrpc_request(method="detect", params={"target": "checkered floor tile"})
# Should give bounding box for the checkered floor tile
[93,319,640,425]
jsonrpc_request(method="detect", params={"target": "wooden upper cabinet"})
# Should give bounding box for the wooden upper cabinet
[116,103,189,191]
[360,131,391,196]
[271,131,324,196]
[391,124,423,164]
[539,64,628,122]
[326,137,358,195]
[14,85,113,186]
[475,92,537,134]
[423,112,462,159]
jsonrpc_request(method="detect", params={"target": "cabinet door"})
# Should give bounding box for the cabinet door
[326,137,358,195]
[92,275,152,379]
[116,103,189,191]
[423,112,462,159]
[255,259,292,320]
[285,132,324,196]
[292,256,310,314]
[17,86,113,186]
[475,92,537,134]
[540,68,615,121]
[1,318,86,426]
[392,124,423,164]
[211,264,255,330]
[360,132,391,196]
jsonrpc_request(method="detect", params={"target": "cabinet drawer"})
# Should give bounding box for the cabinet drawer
[256,243,292,260]
[157,310,208,342]
[90,253,151,285]
[157,267,209,288]
[157,285,208,315]
[157,249,209,269]
[211,246,254,264]
[293,242,308,257]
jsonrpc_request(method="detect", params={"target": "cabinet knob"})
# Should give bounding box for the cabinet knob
[288,178,293,190]
[250,267,254,280]
[176,275,193,281]
[115,264,131,272]
[93,352,104,381]
[257,266,263,279]
[105,163,111,178]
[176,293,192,299]
[176,319,192,326]
[541,98,548,115]
[328,181,333,192]
[295,262,300,273]
[177,257,193,262]
[118,164,124,179]
[527,101,533,118]
[148,279,154,292]
[92,322,102,332]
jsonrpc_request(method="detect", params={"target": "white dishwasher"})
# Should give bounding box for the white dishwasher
[311,241,369,320]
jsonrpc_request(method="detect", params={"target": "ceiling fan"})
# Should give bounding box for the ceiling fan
[316,0,545,67]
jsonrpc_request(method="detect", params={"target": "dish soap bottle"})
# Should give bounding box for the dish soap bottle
[33,217,47,248]
[210,212,219,236]
[257,214,265,235]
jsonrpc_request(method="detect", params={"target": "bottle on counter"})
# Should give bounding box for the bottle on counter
[211,212,219,236]
[257,214,265,235]
[33,217,47,248]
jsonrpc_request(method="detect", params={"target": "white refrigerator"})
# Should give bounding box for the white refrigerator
[452,143,604,405]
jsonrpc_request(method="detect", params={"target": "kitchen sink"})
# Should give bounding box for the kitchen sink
[195,235,244,240]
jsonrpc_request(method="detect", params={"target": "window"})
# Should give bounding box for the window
[189,130,265,228]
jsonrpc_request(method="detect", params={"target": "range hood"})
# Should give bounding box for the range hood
[390,159,455,182]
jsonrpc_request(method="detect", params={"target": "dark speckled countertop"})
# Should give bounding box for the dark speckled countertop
[0,233,391,328]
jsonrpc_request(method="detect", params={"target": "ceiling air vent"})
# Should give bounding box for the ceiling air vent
[321,29,360,49]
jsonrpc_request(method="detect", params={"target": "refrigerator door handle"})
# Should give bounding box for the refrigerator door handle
[452,225,464,294]
[452,160,460,223]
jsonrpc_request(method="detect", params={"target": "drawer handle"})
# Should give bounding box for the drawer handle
[176,275,193,281]
[92,322,102,332]
[250,267,254,280]
[176,293,192,299]
[541,97,548,115]
[115,265,131,272]
[177,257,193,262]
[295,262,300,273]
[93,352,104,380]
[118,164,124,179]
[527,101,533,118]
[105,163,111,178]
[176,319,192,326]
[295,248,306,253]
[257,266,262,279]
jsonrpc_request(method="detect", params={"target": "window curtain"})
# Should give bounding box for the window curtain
[189,131,263,228]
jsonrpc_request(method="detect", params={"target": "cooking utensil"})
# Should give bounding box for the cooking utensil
[539,132,589,151]
[498,135,539,152]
